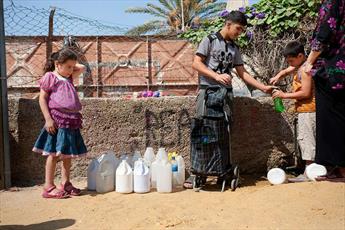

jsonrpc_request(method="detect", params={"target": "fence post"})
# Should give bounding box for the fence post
[46,7,55,60]
[147,36,152,91]
[0,0,11,189]
[96,36,102,97]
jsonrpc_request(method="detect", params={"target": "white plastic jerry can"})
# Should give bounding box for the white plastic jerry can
[120,153,132,168]
[96,153,115,193]
[176,155,185,187]
[116,160,133,193]
[101,150,119,186]
[132,150,142,168]
[151,158,160,189]
[133,159,150,193]
[157,159,172,193]
[156,147,168,161]
[143,147,155,166]
[87,158,99,191]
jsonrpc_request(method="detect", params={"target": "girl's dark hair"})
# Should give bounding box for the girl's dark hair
[43,48,78,73]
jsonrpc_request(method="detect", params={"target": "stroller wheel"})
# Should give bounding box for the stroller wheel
[193,176,202,189]
[193,176,198,189]
[233,165,240,179]
[230,178,239,191]
[221,179,226,192]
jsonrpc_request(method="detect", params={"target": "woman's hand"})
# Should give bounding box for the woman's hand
[45,118,57,135]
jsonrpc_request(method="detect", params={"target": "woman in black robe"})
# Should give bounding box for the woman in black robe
[304,0,345,181]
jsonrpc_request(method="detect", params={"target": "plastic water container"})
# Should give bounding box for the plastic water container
[144,147,155,166]
[171,156,178,188]
[151,159,160,188]
[151,148,168,188]
[176,155,185,187]
[132,150,142,168]
[306,163,327,181]
[120,153,133,168]
[133,159,150,193]
[102,150,119,185]
[267,168,286,185]
[156,159,172,193]
[157,148,168,161]
[96,153,115,193]
[87,158,99,191]
[116,160,133,193]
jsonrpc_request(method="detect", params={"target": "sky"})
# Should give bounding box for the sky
[4,0,259,32]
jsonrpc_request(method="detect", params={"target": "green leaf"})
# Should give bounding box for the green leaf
[307,1,315,7]
[276,8,286,14]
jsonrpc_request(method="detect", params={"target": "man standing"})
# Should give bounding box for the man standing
[185,10,274,188]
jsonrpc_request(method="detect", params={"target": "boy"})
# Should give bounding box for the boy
[184,11,274,188]
[272,41,316,182]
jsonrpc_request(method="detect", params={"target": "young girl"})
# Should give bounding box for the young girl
[32,48,87,198]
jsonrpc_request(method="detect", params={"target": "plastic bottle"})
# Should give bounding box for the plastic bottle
[156,159,172,193]
[132,150,142,168]
[151,160,160,189]
[156,148,168,161]
[133,159,150,193]
[273,89,285,113]
[87,158,99,191]
[96,153,115,193]
[171,156,178,188]
[143,147,155,166]
[176,155,185,187]
[120,153,133,169]
[151,147,168,188]
[116,160,133,193]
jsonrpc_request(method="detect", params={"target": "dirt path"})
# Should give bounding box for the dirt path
[1,177,344,230]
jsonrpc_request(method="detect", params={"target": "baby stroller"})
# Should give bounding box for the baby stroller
[190,86,239,192]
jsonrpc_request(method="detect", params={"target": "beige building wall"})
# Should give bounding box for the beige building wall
[226,0,249,11]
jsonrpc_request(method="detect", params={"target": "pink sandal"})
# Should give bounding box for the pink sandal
[61,181,82,196]
[42,185,69,199]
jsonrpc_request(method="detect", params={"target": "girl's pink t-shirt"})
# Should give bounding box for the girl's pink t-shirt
[39,72,82,111]
[39,72,82,129]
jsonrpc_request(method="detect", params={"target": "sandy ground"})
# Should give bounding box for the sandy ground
[0,176,344,230]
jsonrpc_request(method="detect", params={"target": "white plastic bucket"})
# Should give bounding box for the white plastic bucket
[267,168,286,185]
[306,163,327,181]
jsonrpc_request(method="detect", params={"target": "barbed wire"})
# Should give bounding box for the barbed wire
[3,1,253,98]
[4,0,129,36]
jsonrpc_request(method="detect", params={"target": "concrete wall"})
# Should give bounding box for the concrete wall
[8,97,295,186]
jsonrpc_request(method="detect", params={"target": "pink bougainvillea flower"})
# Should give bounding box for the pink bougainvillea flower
[336,60,345,70]
[327,17,337,29]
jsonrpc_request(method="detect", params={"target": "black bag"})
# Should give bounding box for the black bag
[190,86,232,176]
[190,117,231,175]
